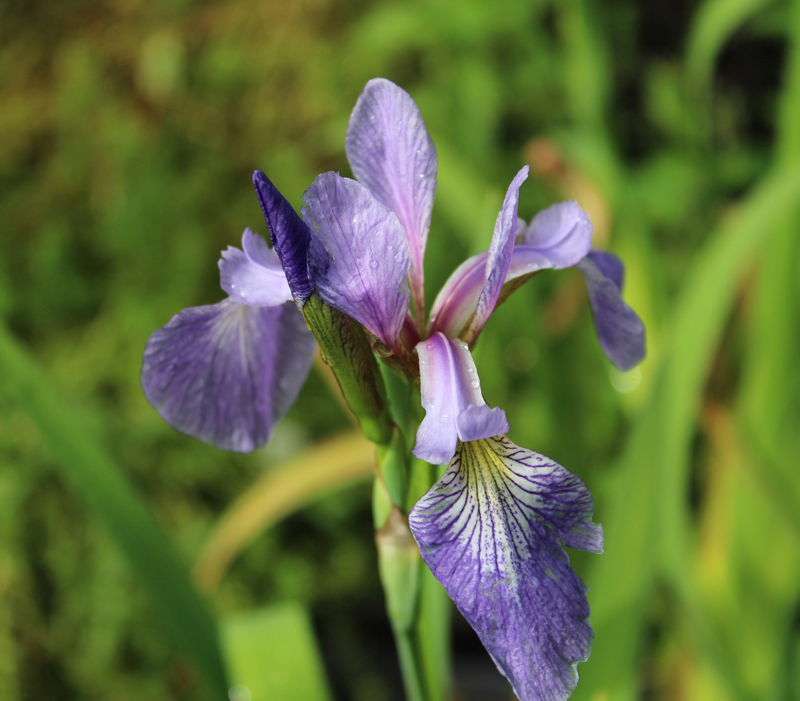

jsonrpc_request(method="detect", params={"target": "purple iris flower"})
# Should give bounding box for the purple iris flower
[141,77,646,701]
[141,227,316,453]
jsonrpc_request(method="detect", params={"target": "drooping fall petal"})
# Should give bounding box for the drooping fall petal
[409,435,603,701]
[577,250,645,371]
[141,299,315,452]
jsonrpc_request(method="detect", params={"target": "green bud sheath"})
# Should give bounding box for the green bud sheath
[302,293,394,446]
[376,508,421,632]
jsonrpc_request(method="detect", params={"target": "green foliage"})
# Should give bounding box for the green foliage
[2,0,799,699]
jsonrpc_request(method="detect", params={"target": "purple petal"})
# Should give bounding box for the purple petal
[430,198,594,339]
[345,78,437,301]
[519,201,593,269]
[301,172,411,347]
[585,249,624,290]
[577,252,645,371]
[219,228,292,306]
[409,436,603,701]
[428,252,488,338]
[413,333,508,465]
[141,298,315,452]
[253,170,315,304]
[463,166,530,341]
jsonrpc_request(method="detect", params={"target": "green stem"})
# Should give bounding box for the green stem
[392,624,427,701]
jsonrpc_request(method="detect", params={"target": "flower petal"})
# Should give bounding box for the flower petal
[463,166,530,342]
[413,333,508,465]
[253,170,315,304]
[141,298,315,452]
[577,251,645,371]
[430,199,595,339]
[345,78,437,300]
[219,228,292,306]
[519,201,593,269]
[427,252,488,338]
[409,436,603,701]
[301,171,411,347]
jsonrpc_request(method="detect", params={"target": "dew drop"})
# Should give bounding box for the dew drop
[470,380,480,389]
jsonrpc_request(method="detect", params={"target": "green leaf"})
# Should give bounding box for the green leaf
[194,431,374,593]
[0,322,229,699]
[221,602,332,701]
[576,164,800,701]
[687,0,779,96]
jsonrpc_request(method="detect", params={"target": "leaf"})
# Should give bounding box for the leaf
[576,164,800,701]
[0,322,229,700]
[221,602,332,701]
[193,431,374,593]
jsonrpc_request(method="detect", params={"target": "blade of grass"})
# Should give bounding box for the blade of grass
[221,602,333,701]
[0,322,229,700]
[193,431,374,594]
[577,163,800,701]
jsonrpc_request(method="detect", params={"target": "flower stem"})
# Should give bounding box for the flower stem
[392,623,427,701]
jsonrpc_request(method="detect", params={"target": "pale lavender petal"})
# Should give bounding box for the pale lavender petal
[253,170,315,304]
[413,333,508,465]
[141,298,315,453]
[464,166,530,341]
[219,228,292,306]
[345,78,437,300]
[409,436,603,701]
[519,201,593,269]
[428,252,488,338]
[577,253,645,371]
[301,172,411,347]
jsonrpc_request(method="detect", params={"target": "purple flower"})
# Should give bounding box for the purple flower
[409,332,602,701]
[141,77,644,701]
[141,228,315,452]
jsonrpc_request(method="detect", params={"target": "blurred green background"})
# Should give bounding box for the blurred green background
[2,0,800,699]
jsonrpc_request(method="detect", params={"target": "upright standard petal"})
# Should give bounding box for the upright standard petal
[464,166,530,342]
[429,198,593,340]
[253,170,315,304]
[301,172,411,347]
[219,228,292,306]
[409,436,603,701]
[141,299,315,452]
[413,333,508,465]
[345,78,437,305]
[577,250,645,371]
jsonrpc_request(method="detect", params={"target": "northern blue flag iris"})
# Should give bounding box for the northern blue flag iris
[141,77,645,701]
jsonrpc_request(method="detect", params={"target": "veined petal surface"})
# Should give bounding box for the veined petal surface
[413,333,508,465]
[409,436,603,701]
[301,171,411,347]
[219,228,292,306]
[141,299,315,452]
[463,166,530,342]
[346,78,437,300]
[253,170,315,304]
[577,250,645,371]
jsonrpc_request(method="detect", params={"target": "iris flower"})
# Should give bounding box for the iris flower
[141,78,645,701]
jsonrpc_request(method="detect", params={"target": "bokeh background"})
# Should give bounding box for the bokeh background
[2,0,800,699]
